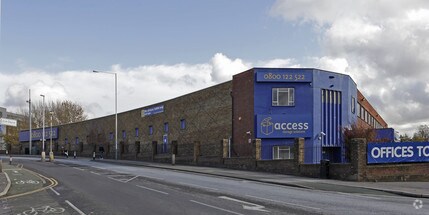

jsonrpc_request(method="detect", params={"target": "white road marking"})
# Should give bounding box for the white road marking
[49,187,60,196]
[65,200,86,215]
[124,176,139,183]
[219,196,269,212]
[90,171,101,175]
[73,167,85,171]
[90,166,106,170]
[178,182,219,191]
[136,185,169,195]
[190,200,244,215]
[245,195,321,211]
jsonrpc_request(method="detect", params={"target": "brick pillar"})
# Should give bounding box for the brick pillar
[295,138,305,164]
[193,141,200,164]
[222,139,229,158]
[254,139,261,160]
[350,138,367,181]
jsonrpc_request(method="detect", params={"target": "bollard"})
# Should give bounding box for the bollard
[74,151,76,159]
[9,156,12,165]
[93,152,96,160]
[172,154,176,166]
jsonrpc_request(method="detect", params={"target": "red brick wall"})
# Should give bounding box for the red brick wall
[357,90,388,128]
[232,69,255,157]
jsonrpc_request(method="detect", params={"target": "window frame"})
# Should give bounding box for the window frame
[272,145,294,160]
[272,88,295,107]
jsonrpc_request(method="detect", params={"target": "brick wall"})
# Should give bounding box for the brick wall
[232,69,255,157]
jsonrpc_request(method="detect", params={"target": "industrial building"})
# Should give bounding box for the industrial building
[18,68,387,164]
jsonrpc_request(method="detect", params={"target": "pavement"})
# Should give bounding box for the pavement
[1,156,428,199]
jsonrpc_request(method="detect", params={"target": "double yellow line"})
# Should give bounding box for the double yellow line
[0,167,59,200]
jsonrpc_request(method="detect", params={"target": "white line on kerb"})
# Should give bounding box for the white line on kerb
[65,200,86,215]
[245,194,321,211]
[136,185,169,195]
[49,187,60,196]
[190,200,244,215]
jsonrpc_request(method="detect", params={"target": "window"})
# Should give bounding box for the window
[357,103,361,118]
[135,128,139,137]
[65,138,68,144]
[180,119,186,130]
[75,137,79,144]
[164,122,169,133]
[273,146,294,160]
[109,132,113,140]
[122,130,126,139]
[351,97,356,114]
[272,88,294,106]
[149,125,153,135]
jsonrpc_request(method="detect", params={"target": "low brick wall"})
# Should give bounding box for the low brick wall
[329,163,356,181]
[224,157,256,170]
[364,163,429,181]
[256,160,298,175]
[299,164,320,178]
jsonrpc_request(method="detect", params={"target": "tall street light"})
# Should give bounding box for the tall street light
[26,89,32,155]
[40,94,46,161]
[49,111,54,162]
[93,70,118,160]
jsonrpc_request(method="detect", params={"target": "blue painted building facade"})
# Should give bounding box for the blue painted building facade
[233,68,359,164]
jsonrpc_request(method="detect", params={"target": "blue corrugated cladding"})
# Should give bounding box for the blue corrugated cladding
[321,89,342,147]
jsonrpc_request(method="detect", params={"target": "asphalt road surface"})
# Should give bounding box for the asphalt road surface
[2,157,428,215]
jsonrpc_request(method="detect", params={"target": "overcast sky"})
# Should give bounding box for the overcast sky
[1,0,428,136]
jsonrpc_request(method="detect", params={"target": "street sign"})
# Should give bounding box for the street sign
[0,118,17,127]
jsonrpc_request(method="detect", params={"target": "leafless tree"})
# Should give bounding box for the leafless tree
[19,100,88,129]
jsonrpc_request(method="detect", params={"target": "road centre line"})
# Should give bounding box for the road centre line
[65,200,86,215]
[178,182,219,191]
[190,200,244,215]
[136,185,169,195]
[245,194,321,211]
[49,187,60,196]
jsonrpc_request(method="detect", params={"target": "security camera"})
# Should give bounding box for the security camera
[246,131,252,135]
[320,132,326,136]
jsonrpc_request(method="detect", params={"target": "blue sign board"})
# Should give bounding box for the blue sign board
[142,105,164,117]
[19,127,59,142]
[256,71,312,82]
[367,142,429,164]
[256,115,312,138]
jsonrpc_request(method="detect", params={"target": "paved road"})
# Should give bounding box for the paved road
[2,157,428,215]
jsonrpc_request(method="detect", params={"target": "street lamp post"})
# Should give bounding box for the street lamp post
[93,70,118,160]
[49,111,54,161]
[40,94,45,161]
[26,89,32,155]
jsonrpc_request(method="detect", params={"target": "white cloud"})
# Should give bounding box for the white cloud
[271,0,429,135]
[210,53,251,82]
[0,53,253,119]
